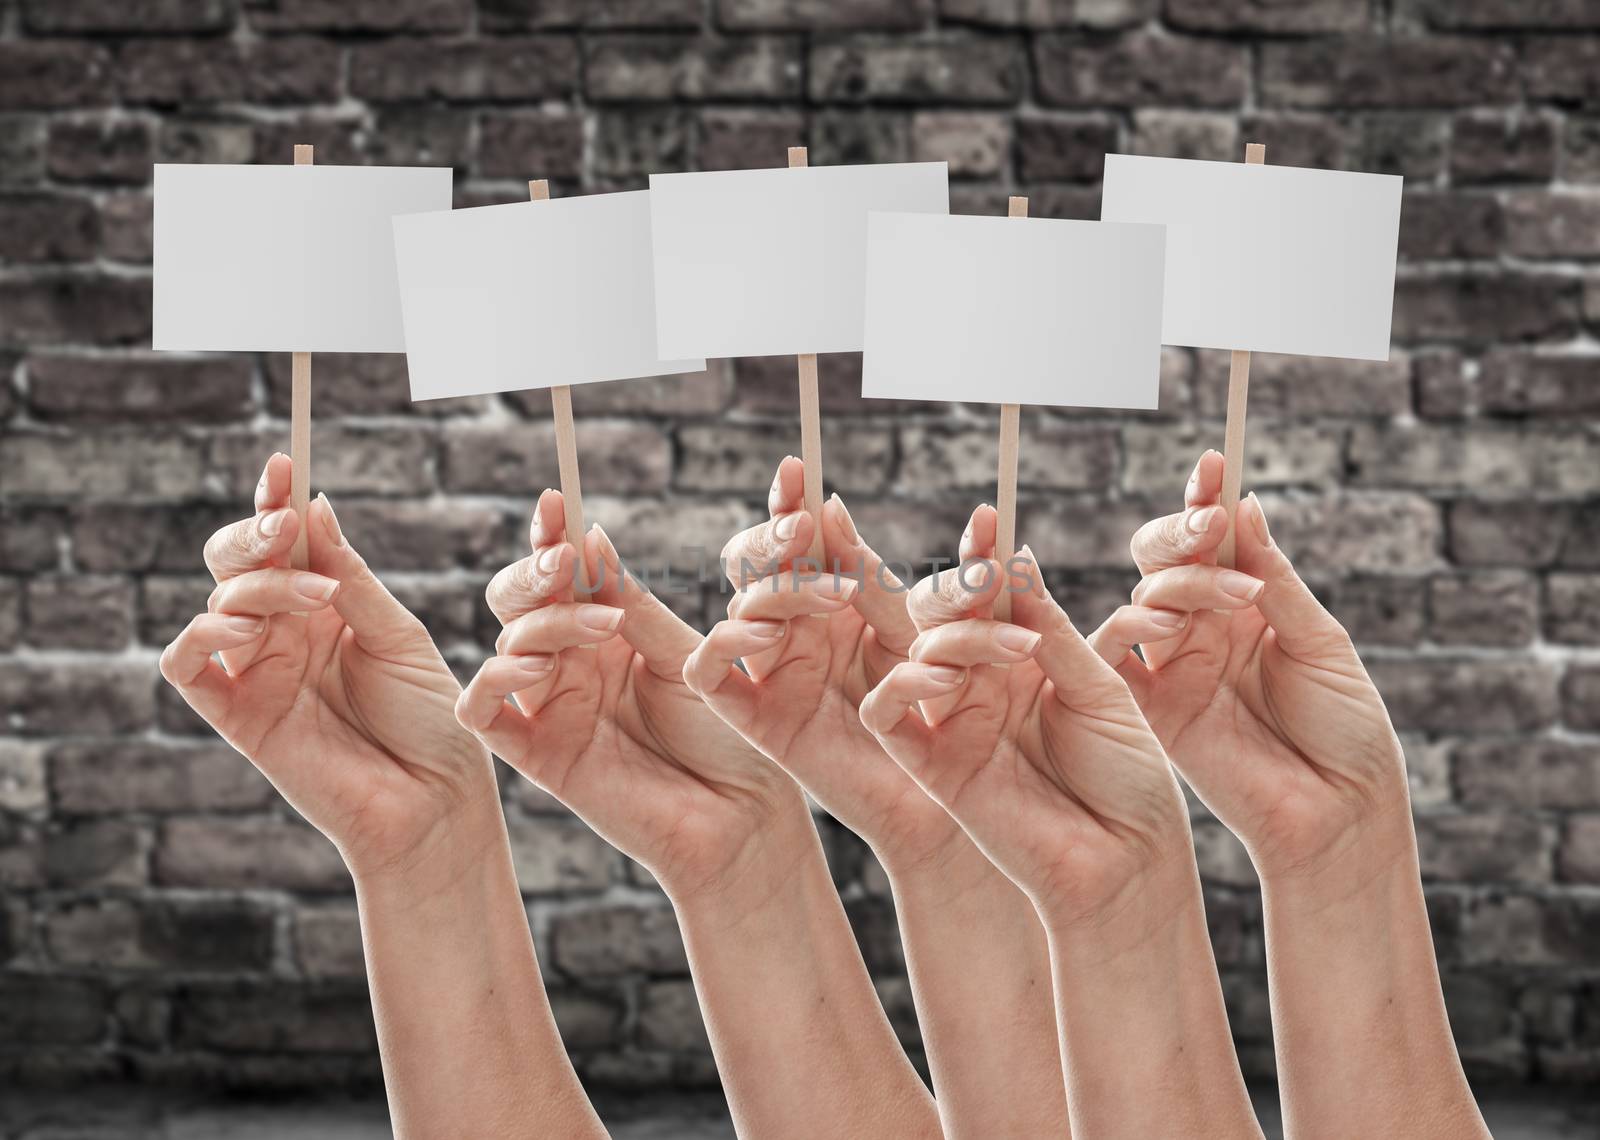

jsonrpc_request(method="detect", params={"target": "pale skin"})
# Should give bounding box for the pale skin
[159,453,606,1140]
[682,457,1070,1140]
[1089,449,1490,1140]
[860,506,1262,1140]
[453,488,938,1140]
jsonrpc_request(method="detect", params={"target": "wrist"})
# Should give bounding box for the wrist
[1256,806,1421,919]
[1037,842,1207,964]
[349,776,512,911]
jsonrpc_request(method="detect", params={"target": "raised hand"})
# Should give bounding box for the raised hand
[685,459,1069,1140]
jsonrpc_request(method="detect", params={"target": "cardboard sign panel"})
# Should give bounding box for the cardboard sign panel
[861,212,1167,410]
[649,162,949,359]
[393,190,704,402]
[154,164,452,353]
[1100,154,1403,361]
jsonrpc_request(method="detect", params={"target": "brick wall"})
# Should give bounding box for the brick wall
[2,0,1598,1093]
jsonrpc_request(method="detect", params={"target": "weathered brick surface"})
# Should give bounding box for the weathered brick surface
[0,0,1595,1095]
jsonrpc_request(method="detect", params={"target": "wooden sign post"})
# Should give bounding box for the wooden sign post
[527,177,589,589]
[993,194,1028,622]
[787,146,827,570]
[288,143,315,570]
[1216,142,1265,569]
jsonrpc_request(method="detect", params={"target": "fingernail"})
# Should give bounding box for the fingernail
[1150,610,1189,630]
[926,665,965,685]
[258,509,288,538]
[537,544,564,574]
[224,615,264,635]
[292,573,339,603]
[1218,570,1264,602]
[747,620,786,639]
[774,514,800,542]
[317,493,343,547]
[1185,505,1223,535]
[519,654,555,675]
[830,494,861,545]
[575,605,623,632]
[1247,492,1273,546]
[993,626,1042,655]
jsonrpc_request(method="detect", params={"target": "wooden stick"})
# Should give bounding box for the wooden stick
[994,195,1028,622]
[788,145,827,569]
[529,178,589,589]
[1217,142,1266,569]
[289,143,314,571]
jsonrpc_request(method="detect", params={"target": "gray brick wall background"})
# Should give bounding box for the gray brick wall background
[0,0,1596,1096]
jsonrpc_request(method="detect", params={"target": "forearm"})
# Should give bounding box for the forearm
[354,792,605,1140]
[885,835,1069,1140]
[1042,855,1260,1140]
[1261,821,1488,1140]
[668,803,939,1140]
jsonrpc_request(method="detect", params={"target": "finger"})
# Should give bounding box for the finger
[958,503,998,563]
[498,602,626,657]
[486,542,577,625]
[1234,493,1355,661]
[720,510,815,588]
[1185,449,1225,510]
[822,493,917,656]
[158,612,266,724]
[454,654,557,765]
[1129,503,1230,576]
[587,525,702,678]
[910,619,1041,668]
[253,452,293,514]
[682,620,787,735]
[729,572,859,622]
[207,567,340,618]
[306,494,434,656]
[1088,605,1188,665]
[859,662,962,766]
[768,454,804,518]
[1130,563,1265,614]
[907,558,1005,633]
[203,507,299,583]
[527,487,566,550]
[1009,547,1131,707]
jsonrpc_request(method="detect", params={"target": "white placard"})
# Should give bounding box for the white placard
[1100,154,1402,361]
[649,162,949,359]
[154,164,452,353]
[392,191,704,402]
[861,212,1167,410]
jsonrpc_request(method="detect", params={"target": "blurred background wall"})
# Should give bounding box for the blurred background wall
[0,0,1597,1098]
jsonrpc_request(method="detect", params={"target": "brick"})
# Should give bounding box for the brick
[1566,117,1600,182]
[45,819,145,887]
[1547,574,1600,644]
[504,813,618,893]
[328,500,511,572]
[1122,422,1341,495]
[100,192,154,261]
[1237,113,1350,170]
[51,740,273,814]
[696,108,805,170]
[1398,192,1503,260]
[442,422,671,496]
[27,354,254,424]
[1369,659,1559,733]
[0,662,154,735]
[0,977,106,1045]
[1523,36,1600,104]
[1427,572,1537,648]
[23,0,237,33]
[1391,274,1580,344]
[1015,115,1115,182]
[1193,350,1412,418]
[249,0,471,32]
[116,38,342,106]
[1260,38,1517,108]
[0,742,48,813]
[677,422,893,493]
[584,495,753,574]
[155,817,349,892]
[1349,425,1600,497]
[1454,893,1555,966]
[1403,0,1600,29]
[1568,504,1600,569]
[0,43,113,110]
[482,0,701,28]
[911,111,1008,175]
[1254,492,1441,574]
[811,110,911,165]
[1193,820,1258,887]
[479,112,584,180]
[940,0,1156,27]
[349,39,578,103]
[0,505,67,572]
[158,120,255,166]
[205,425,436,499]
[1018,496,1166,570]
[1166,0,1366,33]
[0,817,44,888]
[1034,33,1247,108]
[0,117,48,185]
[1321,576,1425,647]
[0,575,15,652]
[812,36,1025,104]
[1416,813,1548,883]
[46,897,275,971]
[1356,112,1449,179]
[173,981,377,1052]
[0,275,152,346]
[592,107,693,179]
[0,193,99,262]
[1503,192,1600,258]
[1457,740,1600,810]
[586,35,802,101]
[24,574,134,650]
[293,904,365,977]
[1129,110,1238,162]
[0,431,205,499]
[263,352,463,418]
[1446,501,1574,568]
[511,366,732,418]
[549,905,689,977]
[1451,114,1559,184]
[1476,351,1600,417]
[1564,666,1600,731]
[637,979,711,1052]
[718,0,931,29]
[549,988,624,1050]
[1559,816,1600,882]
[47,118,152,184]
[903,422,1114,493]
[1402,735,1453,809]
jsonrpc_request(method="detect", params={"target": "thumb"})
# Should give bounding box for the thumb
[307,494,430,657]
[1233,494,1354,661]
[585,524,701,679]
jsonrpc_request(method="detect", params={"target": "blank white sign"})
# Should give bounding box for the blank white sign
[1100,154,1402,361]
[649,163,949,359]
[393,191,704,401]
[861,213,1167,410]
[154,164,452,353]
